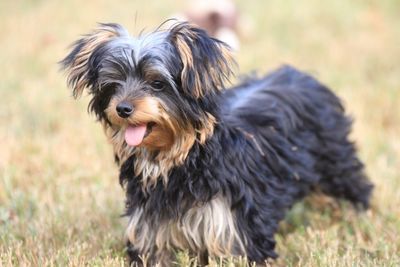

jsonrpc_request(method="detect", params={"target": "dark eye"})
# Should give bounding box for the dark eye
[150,80,166,91]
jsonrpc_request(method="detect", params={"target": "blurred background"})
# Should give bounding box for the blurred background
[0,0,399,266]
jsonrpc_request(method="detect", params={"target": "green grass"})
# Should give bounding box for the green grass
[1,0,399,266]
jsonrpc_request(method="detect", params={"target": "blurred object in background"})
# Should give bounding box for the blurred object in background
[169,0,242,51]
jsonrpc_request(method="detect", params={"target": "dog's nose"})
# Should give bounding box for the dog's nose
[116,101,134,118]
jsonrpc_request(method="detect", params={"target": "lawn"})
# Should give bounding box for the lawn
[0,0,399,266]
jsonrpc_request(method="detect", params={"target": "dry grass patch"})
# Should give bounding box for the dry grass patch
[1,0,399,266]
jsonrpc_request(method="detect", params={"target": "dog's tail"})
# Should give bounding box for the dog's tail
[313,110,374,209]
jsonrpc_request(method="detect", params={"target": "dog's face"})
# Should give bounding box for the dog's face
[61,23,232,153]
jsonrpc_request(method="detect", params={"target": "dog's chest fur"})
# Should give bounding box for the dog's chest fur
[126,196,245,262]
[113,127,249,263]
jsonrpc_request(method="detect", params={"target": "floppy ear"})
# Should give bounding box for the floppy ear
[169,22,234,98]
[60,23,125,98]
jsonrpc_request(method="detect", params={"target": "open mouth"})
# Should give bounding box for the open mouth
[124,122,156,147]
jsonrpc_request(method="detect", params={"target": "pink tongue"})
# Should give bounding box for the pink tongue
[125,124,147,146]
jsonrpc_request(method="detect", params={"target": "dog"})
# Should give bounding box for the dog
[61,22,373,266]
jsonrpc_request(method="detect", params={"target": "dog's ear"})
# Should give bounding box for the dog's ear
[169,22,234,98]
[60,23,125,98]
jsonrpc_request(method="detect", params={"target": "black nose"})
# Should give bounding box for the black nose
[116,101,134,118]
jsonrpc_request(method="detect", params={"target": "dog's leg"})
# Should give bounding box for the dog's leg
[316,137,373,209]
[197,250,209,266]
[126,241,144,267]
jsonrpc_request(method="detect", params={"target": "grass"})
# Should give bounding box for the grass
[0,0,399,266]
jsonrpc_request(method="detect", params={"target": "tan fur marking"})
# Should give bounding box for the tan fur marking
[126,196,246,266]
[172,26,205,98]
[175,36,201,97]
[172,24,234,98]
[175,37,194,69]
[67,26,120,97]
[104,94,215,190]
[197,113,216,144]
[133,130,196,189]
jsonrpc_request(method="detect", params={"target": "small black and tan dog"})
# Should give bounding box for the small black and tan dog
[61,22,373,266]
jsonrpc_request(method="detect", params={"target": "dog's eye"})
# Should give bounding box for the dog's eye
[150,80,166,91]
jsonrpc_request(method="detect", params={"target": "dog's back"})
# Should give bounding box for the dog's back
[222,65,344,134]
[222,65,373,207]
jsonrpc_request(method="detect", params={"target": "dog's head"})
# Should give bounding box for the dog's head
[61,23,233,156]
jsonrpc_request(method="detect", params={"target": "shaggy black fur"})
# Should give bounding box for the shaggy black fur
[120,65,373,263]
[61,23,373,266]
